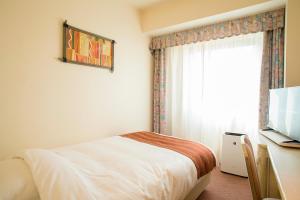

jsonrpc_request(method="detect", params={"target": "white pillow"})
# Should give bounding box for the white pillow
[0,158,39,200]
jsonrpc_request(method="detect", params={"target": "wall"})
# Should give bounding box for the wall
[141,0,299,86]
[0,0,152,159]
[140,0,269,32]
[285,0,300,87]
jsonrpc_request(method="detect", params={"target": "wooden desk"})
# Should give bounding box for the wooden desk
[258,134,300,200]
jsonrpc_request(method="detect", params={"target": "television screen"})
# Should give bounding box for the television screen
[268,86,300,142]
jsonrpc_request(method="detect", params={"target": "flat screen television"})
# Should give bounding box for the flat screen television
[268,86,300,142]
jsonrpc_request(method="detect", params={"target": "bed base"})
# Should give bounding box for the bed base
[184,172,211,200]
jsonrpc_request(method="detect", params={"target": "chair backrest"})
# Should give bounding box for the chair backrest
[241,135,262,200]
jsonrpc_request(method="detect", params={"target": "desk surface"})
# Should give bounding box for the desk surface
[260,134,300,200]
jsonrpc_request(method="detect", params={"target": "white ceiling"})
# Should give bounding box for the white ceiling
[146,0,286,36]
[125,0,169,9]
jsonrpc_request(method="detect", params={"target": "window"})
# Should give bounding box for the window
[165,32,264,159]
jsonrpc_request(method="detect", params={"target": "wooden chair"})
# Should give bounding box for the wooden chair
[241,135,280,200]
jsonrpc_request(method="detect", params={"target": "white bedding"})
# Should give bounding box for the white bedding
[18,136,198,200]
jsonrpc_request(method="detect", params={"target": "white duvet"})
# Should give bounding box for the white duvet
[19,136,198,200]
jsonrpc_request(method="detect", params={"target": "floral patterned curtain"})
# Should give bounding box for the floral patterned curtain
[150,9,285,51]
[153,49,167,133]
[152,8,285,133]
[259,28,285,129]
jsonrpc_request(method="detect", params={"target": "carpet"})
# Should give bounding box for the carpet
[197,168,252,200]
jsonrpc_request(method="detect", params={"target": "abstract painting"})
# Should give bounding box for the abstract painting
[63,21,115,71]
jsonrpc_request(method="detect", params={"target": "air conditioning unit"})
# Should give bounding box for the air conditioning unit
[220,132,248,177]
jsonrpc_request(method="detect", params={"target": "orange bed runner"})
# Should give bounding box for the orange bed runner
[121,131,216,179]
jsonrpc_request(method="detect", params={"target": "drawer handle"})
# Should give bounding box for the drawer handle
[233,142,237,145]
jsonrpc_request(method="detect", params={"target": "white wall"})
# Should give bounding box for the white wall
[0,0,152,159]
[285,0,300,87]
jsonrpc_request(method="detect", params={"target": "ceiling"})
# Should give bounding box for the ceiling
[125,0,169,9]
[143,0,286,35]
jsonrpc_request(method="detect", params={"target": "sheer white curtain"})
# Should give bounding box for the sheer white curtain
[165,32,264,159]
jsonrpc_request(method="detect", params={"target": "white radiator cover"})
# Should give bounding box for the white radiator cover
[220,133,248,177]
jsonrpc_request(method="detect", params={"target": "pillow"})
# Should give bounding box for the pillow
[0,158,39,200]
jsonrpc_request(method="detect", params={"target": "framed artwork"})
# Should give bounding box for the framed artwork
[63,21,115,72]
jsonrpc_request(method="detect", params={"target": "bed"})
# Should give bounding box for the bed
[0,131,216,200]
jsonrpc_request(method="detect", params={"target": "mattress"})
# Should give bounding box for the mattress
[0,133,215,200]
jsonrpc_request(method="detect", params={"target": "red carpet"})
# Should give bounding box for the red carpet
[197,168,252,200]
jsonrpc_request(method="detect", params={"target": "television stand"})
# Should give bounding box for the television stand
[260,130,300,148]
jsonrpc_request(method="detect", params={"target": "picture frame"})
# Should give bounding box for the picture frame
[63,21,115,72]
